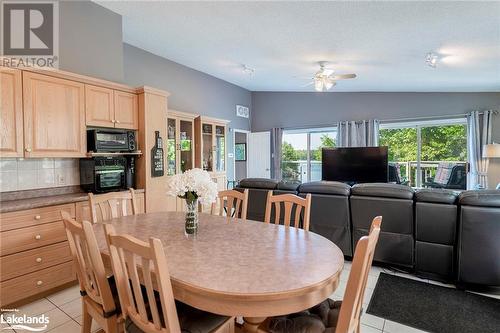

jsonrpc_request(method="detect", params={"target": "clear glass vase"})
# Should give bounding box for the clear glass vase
[184,197,199,235]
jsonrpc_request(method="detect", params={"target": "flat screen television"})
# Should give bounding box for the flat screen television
[322,147,389,183]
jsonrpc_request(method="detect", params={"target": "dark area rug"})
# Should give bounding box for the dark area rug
[367,273,500,333]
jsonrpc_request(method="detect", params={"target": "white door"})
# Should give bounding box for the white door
[248,131,271,178]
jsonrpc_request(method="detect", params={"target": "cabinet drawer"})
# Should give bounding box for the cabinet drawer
[0,241,72,281]
[0,221,67,256]
[0,204,75,232]
[0,261,75,306]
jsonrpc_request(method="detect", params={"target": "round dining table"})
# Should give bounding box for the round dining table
[92,211,344,332]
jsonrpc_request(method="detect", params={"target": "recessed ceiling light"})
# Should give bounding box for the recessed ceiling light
[426,52,439,68]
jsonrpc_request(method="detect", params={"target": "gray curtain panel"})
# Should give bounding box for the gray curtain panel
[271,128,283,180]
[336,119,380,147]
[467,110,493,189]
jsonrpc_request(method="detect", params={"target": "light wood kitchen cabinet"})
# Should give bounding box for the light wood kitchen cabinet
[114,91,139,129]
[194,116,228,175]
[0,203,76,306]
[0,67,23,157]
[22,71,86,157]
[194,116,229,213]
[85,85,139,129]
[85,84,115,127]
[167,110,197,176]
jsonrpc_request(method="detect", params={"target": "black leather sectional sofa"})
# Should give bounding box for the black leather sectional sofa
[236,178,500,292]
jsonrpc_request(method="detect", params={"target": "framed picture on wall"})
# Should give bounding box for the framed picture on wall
[235,143,246,161]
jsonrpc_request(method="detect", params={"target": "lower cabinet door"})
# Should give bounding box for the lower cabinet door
[0,261,75,306]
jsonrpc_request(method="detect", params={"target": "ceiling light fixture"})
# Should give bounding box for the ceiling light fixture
[426,52,439,68]
[242,65,255,76]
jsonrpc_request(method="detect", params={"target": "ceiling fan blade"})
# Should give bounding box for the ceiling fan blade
[329,73,357,80]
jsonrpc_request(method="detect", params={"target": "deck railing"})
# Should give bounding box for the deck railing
[282,160,467,187]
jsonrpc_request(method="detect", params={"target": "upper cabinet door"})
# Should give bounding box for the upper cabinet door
[114,91,138,129]
[85,84,114,127]
[0,68,23,157]
[23,72,86,158]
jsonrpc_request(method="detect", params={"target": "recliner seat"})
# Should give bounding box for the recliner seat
[237,178,279,222]
[414,189,458,282]
[457,190,500,290]
[298,181,352,256]
[350,183,415,268]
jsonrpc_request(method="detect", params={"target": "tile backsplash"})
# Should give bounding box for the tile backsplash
[0,158,80,192]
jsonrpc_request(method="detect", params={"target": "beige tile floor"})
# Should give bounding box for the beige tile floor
[2,262,499,333]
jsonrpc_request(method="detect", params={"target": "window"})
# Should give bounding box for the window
[282,128,337,183]
[379,118,467,188]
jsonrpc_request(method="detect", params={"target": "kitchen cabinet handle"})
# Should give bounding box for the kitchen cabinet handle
[34,215,41,220]
[36,257,42,263]
[111,119,116,123]
[25,147,32,152]
[35,234,41,240]
[115,120,121,124]
[36,280,43,286]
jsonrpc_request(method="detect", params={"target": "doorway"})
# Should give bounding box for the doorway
[233,129,249,185]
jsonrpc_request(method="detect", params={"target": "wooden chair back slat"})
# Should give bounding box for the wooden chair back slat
[61,211,116,314]
[105,224,181,333]
[211,189,249,220]
[89,188,138,223]
[335,216,382,333]
[264,191,312,230]
[274,203,281,225]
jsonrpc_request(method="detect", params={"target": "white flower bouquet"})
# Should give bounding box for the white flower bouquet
[167,168,218,205]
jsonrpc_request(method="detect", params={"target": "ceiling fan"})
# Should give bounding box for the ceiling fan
[305,61,357,92]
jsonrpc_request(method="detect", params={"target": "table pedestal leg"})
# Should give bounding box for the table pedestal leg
[242,317,266,333]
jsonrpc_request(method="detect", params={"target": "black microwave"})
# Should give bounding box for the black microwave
[87,129,136,152]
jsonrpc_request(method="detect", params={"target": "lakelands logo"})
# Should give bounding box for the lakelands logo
[1,309,49,332]
[1,1,59,68]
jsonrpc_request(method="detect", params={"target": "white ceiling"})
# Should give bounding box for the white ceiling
[96,1,500,92]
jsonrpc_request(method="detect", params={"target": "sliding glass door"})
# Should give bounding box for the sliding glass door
[379,118,467,188]
[281,128,337,183]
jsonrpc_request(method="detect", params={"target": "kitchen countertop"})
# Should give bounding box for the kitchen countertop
[0,187,145,213]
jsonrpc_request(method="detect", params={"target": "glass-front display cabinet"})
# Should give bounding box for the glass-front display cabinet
[195,116,229,191]
[166,110,196,176]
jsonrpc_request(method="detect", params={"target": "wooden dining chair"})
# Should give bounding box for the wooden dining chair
[89,188,138,223]
[264,191,312,230]
[262,216,382,333]
[211,189,249,220]
[104,224,235,333]
[60,211,122,333]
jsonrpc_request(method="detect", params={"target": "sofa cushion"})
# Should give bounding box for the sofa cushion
[458,190,500,207]
[415,189,459,204]
[298,181,351,196]
[238,178,279,190]
[351,183,414,200]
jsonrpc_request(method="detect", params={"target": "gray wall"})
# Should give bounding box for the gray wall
[251,92,500,131]
[235,132,247,181]
[123,44,251,181]
[59,1,124,82]
[252,91,500,188]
